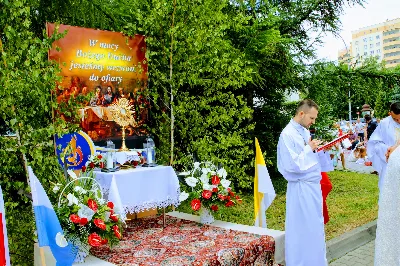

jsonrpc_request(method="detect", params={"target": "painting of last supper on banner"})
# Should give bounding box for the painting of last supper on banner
[47,23,149,142]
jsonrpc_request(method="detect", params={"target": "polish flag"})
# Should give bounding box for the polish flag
[0,185,10,266]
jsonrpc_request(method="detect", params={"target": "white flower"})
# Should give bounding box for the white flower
[217,168,227,179]
[201,168,211,174]
[185,176,198,187]
[179,191,189,202]
[52,183,61,193]
[66,193,79,206]
[78,204,95,221]
[67,170,77,180]
[200,173,209,184]
[97,198,105,205]
[73,186,87,194]
[220,179,231,188]
[55,232,68,248]
[104,211,111,222]
[194,162,201,169]
[203,183,213,191]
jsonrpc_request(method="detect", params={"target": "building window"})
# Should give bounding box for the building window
[363,38,367,42]
[364,52,367,55]
[364,45,367,49]
[376,42,380,46]
[370,50,374,55]
[376,35,380,39]
[369,36,373,41]
[370,44,373,48]
[377,49,381,53]
[355,41,359,45]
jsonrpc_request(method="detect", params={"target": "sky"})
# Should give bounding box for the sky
[316,0,400,61]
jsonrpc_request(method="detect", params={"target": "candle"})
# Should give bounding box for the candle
[106,152,113,169]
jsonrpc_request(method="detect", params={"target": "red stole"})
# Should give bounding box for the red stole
[321,172,333,224]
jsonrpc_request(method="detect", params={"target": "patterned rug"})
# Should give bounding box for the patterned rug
[91,215,276,265]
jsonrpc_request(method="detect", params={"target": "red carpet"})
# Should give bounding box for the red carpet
[91,215,276,265]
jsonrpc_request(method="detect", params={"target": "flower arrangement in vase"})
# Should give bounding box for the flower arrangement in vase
[179,162,241,224]
[52,168,123,262]
[86,153,105,170]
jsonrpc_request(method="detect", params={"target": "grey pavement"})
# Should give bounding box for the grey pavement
[329,240,375,266]
[335,151,375,174]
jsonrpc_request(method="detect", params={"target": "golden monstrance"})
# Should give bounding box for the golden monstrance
[109,98,136,151]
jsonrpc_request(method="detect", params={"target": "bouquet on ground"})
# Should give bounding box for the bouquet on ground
[179,162,241,213]
[53,168,123,252]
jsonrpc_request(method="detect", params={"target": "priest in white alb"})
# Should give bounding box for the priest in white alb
[368,102,400,190]
[277,99,329,266]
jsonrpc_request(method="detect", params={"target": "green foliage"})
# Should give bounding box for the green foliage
[303,61,400,128]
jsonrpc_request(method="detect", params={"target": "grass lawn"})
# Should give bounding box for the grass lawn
[176,170,379,240]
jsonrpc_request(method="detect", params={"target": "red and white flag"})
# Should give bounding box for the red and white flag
[0,185,10,266]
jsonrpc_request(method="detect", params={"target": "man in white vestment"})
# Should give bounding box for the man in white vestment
[374,143,400,265]
[277,99,328,266]
[367,102,400,189]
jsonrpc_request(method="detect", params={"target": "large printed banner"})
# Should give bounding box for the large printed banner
[47,23,149,142]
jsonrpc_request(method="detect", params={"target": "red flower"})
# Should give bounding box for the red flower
[110,213,119,222]
[97,154,103,159]
[87,199,98,212]
[82,166,87,172]
[107,202,114,209]
[202,190,212,200]
[191,199,201,211]
[89,162,95,168]
[137,152,141,156]
[210,205,218,212]
[94,218,106,230]
[113,225,122,239]
[225,200,234,207]
[212,187,218,193]
[79,217,88,226]
[110,209,114,215]
[227,188,231,192]
[217,194,225,200]
[69,214,80,223]
[227,196,231,201]
[88,233,102,247]
[101,238,108,245]
[211,175,220,185]
[229,191,235,197]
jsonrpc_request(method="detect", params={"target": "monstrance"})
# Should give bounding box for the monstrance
[109,98,136,151]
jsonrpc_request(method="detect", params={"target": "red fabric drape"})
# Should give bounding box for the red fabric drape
[321,172,333,224]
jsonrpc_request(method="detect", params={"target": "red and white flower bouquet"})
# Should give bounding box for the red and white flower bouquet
[179,162,241,223]
[53,168,123,261]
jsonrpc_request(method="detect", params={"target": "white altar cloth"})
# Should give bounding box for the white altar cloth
[94,166,180,218]
[168,211,286,265]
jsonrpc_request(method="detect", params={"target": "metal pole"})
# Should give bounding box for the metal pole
[348,90,352,123]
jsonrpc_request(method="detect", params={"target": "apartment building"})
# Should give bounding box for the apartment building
[338,18,400,68]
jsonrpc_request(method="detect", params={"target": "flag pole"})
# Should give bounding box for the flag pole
[39,247,47,266]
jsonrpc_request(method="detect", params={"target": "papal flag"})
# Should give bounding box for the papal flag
[254,138,276,228]
[0,185,10,266]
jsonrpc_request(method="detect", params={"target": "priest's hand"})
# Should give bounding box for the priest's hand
[386,142,400,162]
[308,138,322,151]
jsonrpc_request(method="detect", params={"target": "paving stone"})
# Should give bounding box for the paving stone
[329,240,375,266]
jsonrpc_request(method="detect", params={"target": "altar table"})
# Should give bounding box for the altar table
[94,166,181,219]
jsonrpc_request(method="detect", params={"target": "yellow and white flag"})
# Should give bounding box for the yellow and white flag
[254,138,276,228]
